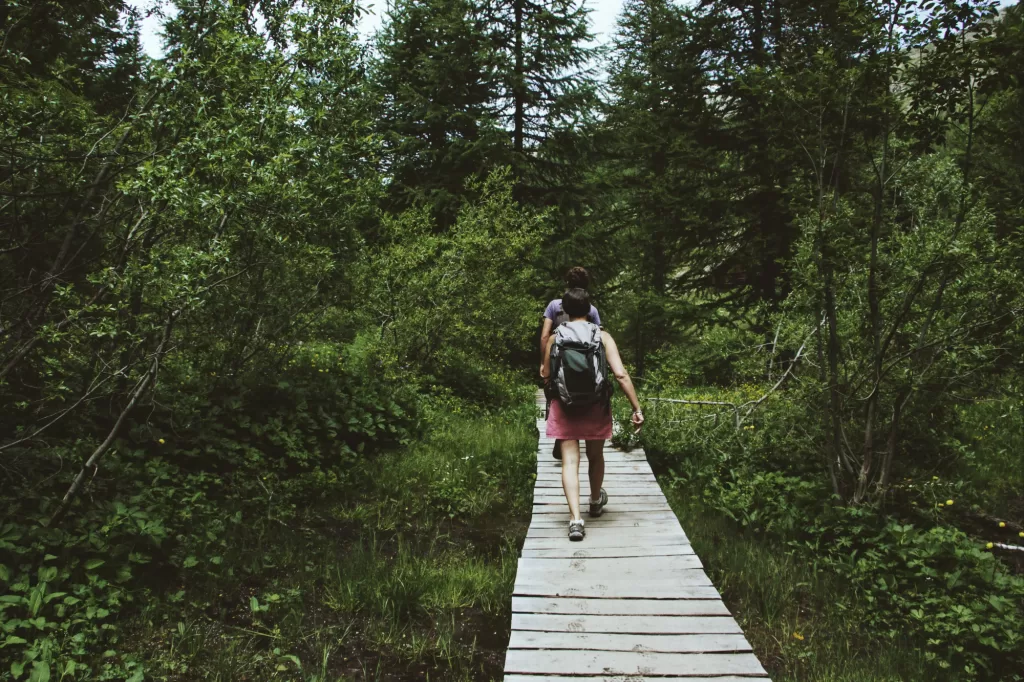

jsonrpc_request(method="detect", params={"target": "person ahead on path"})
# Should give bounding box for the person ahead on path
[541,288,643,541]
[539,267,600,461]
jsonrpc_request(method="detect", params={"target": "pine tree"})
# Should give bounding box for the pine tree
[482,0,600,220]
[602,0,722,374]
[372,0,507,227]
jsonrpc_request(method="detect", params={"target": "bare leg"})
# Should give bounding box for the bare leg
[585,439,605,502]
[560,439,582,521]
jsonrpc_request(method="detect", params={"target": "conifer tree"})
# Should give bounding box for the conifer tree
[602,0,721,374]
[372,0,506,227]
[482,0,599,222]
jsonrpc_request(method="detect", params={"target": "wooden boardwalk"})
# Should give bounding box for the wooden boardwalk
[502,391,769,680]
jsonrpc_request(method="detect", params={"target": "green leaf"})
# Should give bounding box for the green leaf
[126,667,144,682]
[84,559,105,570]
[11,661,24,679]
[28,661,49,682]
[182,556,198,568]
[3,635,28,646]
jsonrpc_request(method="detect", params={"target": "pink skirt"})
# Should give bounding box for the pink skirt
[546,400,613,440]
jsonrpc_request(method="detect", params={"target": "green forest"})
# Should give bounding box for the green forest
[1,0,1023,679]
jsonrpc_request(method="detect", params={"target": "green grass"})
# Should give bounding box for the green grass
[662,484,932,682]
[126,407,536,681]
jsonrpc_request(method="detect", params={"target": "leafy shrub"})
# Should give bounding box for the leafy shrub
[647,384,1024,680]
[0,337,422,680]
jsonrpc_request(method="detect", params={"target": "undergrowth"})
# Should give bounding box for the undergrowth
[1,395,536,681]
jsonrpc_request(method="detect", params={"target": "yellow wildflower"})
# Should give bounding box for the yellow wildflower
[999,522,1006,528]
[158,438,165,445]
[932,476,939,481]
[986,542,993,550]
[793,632,804,641]
[1019,531,1023,538]
[946,499,953,506]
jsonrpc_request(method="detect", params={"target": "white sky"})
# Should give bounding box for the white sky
[128,0,628,59]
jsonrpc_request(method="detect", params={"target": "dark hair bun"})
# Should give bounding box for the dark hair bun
[565,266,590,289]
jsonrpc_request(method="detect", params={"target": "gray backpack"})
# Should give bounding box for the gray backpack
[547,321,613,408]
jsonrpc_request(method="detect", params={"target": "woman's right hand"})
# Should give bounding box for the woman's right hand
[631,409,644,430]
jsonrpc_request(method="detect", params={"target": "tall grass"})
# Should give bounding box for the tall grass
[664,486,932,682]
[128,406,536,681]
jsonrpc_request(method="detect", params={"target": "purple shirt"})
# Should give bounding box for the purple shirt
[544,299,601,326]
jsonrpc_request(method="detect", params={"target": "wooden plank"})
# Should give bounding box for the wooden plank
[521,545,695,558]
[532,464,651,471]
[533,476,658,485]
[529,510,679,521]
[526,521,685,534]
[503,650,767,677]
[532,491,667,501]
[531,490,666,499]
[532,483,667,493]
[528,520,679,532]
[532,459,651,465]
[515,567,712,588]
[534,473,657,481]
[517,555,704,573]
[508,631,753,653]
[511,613,741,634]
[522,534,688,549]
[526,525,687,539]
[503,671,761,675]
[536,454,647,460]
[532,499,675,509]
[512,577,720,593]
[512,596,729,616]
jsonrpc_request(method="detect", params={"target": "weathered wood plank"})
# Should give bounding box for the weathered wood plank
[521,545,694,558]
[503,650,767,677]
[531,495,666,505]
[520,532,688,548]
[533,474,658,483]
[512,596,729,616]
[513,582,722,600]
[511,613,742,634]
[515,568,713,589]
[508,631,752,653]
[517,555,704,573]
[534,473,657,481]
[527,517,683,530]
[532,499,675,509]
[536,464,650,471]
[531,489,665,498]
[503,671,761,675]
[522,533,688,547]
[526,523,685,536]
[528,510,680,521]
[525,525,687,539]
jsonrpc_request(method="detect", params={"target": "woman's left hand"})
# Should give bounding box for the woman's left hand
[631,410,644,430]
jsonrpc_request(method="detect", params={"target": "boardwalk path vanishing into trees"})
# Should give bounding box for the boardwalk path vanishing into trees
[502,391,770,681]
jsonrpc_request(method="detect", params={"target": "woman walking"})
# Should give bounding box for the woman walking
[541,288,643,541]
[539,266,602,461]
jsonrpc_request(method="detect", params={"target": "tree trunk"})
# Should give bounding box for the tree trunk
[513,0,525,156]
[49,309,179,526]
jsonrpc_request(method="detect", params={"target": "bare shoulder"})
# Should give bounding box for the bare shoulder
[601,330,616,346]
